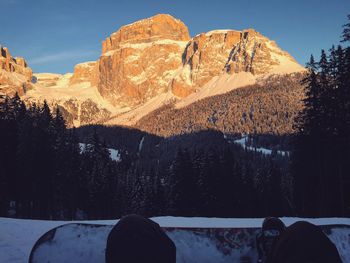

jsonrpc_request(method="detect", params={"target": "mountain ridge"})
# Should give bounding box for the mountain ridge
[0,14,305,129]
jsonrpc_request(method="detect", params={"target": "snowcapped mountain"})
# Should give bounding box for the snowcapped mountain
[0,14,305,128]
[25,73,113,127]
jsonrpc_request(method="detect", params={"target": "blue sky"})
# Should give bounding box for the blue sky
[1,0,349,74]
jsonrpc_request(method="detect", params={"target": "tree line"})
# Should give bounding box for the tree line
[292,15,350,217]
[0,96,120,219]
[0,94,291,219]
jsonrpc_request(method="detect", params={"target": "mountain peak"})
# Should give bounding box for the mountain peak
[102,14,190,53]
[171,27,304,97]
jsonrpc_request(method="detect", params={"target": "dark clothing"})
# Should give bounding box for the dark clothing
[256,217,286,263]
[256,231,276,263]
[266,221,342,263]
[105,215,176,263]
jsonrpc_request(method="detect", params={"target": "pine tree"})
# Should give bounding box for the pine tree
[341,15,350,43]
[82,129,114,218]
[168,148,198,216]
[197,150,218,216]
[0,96,23,216]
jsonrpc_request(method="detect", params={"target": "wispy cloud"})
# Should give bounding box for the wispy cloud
[29,50,98,65]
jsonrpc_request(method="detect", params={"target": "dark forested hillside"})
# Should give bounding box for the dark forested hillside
[0,95,292,219]
[136,73,305,138]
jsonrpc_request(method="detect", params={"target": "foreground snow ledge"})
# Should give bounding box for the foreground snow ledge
[0,217,349,263]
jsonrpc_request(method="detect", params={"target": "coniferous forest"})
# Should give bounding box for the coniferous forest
[0,95,291,219]
[292,15,350,217]
[0,16,349,220]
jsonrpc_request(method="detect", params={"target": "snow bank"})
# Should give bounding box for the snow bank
[0,218,66,263]
[1,217,349,263]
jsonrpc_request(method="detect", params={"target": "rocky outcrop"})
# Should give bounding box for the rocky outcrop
[0,46,33,96]
[102,14,190,53]
[93,15,303,102]
[97,14,190,106]
[70,61,98,86]
[171,29,304,97]
[0,47,32,80]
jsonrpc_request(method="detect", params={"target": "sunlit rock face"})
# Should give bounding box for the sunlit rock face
[171,29,304,97]
[95,14,302,104]
[0,46,33,96]
[70,61,98,86]
[97,14,191,106]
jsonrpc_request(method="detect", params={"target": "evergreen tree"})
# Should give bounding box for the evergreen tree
[83,129,114,218]
[341,14,350,42]
[168,148,198,216]
[198,150,218,216]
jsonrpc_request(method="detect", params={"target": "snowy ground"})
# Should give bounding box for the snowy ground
[233,136,289,156]
[79,143,121,162]
[1,217,349,263]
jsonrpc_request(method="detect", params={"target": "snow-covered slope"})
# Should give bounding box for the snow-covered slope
[1,217,349,263]
[175,72,257,109]
[23,73,117,127]
[105,91,176,126]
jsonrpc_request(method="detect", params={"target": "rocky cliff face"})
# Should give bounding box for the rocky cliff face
[97,14,190,106]
[93,14,303,103]
[171,29,304,97]
[0,46,33,96]
[69,61,98,86]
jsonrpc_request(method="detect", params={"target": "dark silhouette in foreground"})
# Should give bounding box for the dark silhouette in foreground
[267,221,342,263]
[105,214,176,263]
[257,217,286,262]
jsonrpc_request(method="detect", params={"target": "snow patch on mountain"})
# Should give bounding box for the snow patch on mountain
[264,41,306,74]
[205,29,240,36]
[102,39,188,56]
[175,72,257,108]
[106,91,175,126]
[28,74,110,109]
